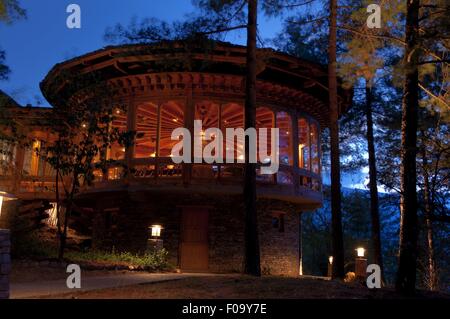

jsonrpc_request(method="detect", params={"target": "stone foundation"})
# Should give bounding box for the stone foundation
[78,190,301,276]
[0,229,11,299]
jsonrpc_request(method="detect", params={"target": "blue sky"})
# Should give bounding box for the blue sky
[0,0,282,106]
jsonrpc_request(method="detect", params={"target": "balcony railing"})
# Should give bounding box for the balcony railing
[1,158,322,205]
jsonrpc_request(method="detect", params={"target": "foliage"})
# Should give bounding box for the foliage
[65,249,171,271]
[40,72,134,259]
[0,0,26,80]
[0,0,25,24]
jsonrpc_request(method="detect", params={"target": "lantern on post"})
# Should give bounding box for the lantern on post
[355,247,367,280]
[327,256,333,277]
[147,224,163,252]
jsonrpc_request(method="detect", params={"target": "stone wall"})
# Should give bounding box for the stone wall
[0,229,11,299]
[80,190,302,276]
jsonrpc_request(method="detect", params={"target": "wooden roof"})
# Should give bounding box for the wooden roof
[40,40,352,127]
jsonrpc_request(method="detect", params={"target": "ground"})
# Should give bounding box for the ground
[10,264,448,299]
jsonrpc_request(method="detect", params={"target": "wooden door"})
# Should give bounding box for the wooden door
[180,207,209,272]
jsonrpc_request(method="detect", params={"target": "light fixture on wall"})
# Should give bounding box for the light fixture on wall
[150,225,162,237]
[328,256,333,264]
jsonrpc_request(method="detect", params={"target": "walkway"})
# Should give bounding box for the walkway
[11,272,212,299]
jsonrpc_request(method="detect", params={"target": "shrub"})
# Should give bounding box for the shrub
[65,248,171,271]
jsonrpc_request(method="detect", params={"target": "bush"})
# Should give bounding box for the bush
[65,248,171,271]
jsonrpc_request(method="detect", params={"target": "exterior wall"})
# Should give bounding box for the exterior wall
[0,229,11,299]
[84,191,300,276]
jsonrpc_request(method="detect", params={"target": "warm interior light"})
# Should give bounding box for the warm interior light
[115,109,121,114]
[356,247,365,257]
[328,256,333,264]
[298,144,305,166]
[151,225,162,237]
[0,195,3,218]
[150,152,156,158]
[237,154,244,160]
[81,123,87,128]
[121,147,126,152]
[172,118,178,122]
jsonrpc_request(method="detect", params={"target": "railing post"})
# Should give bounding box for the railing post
[0,229,11,299]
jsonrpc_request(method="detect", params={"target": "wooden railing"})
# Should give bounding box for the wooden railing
[1,158,322,203]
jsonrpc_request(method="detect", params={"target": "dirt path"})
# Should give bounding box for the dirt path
[38,275,449,299]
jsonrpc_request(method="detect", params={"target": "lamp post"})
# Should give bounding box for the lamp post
[327,256,333,277]
[148,224,163,252]
[355,247,367,280]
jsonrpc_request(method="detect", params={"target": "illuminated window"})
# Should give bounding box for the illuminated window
[298,118,310,170]
[256,107,274,163]
[222,103,244,160]
[276,112,293,166]
[160,101,184,157]
[22,140,41,176]
[310,122,320,174]
[195,101,220,161]
[108,107,128,160]
[135,102,158,159]
[0,140,15,175]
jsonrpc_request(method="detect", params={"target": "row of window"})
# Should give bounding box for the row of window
[0,101,320,178]
[110,101,320,174]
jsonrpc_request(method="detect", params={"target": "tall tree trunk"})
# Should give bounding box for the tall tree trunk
[328,0,345,279]
[58,198,72,260]
[396,0,419,295]
[243,0,261,276]
[420,131,437,291]
[365,85,383,281]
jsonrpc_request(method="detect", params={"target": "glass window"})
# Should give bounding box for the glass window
[222,103,244,160]
[134,103,157,159]
[310,122,320,174]
[105,108,127,160]
[298,118,310,170]
[256,107,274,163]
[195,101,219,161]
[160,101,184,157]
[0,140,15,176]
[276,112,293,166]
[22,140,40,176]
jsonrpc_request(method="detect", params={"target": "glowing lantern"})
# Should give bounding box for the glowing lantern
[356,247,365,258]
[150,225,162,237]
